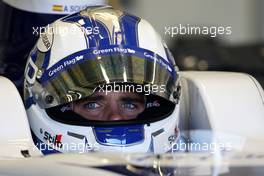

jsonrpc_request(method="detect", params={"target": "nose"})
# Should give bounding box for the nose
[109,114,124,121]
[108,104,124,121]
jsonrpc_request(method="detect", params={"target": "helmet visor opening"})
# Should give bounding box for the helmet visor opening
[30,46,177,109]
[46,94,175,126]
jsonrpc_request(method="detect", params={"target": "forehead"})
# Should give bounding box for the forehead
[93,91,144,99]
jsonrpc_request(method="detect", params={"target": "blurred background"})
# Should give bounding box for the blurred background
[113,0,264,88]
[0,0,264,93]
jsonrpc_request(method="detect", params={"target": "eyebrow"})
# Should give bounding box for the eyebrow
[85,95,105,101]
[121,97,145,104]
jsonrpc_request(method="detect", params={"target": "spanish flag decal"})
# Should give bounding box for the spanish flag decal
[52,5,63,12]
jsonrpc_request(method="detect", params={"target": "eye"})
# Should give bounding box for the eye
[122,103,136,110]
[84,102,101,110]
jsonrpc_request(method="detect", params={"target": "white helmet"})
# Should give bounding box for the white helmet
[24,6,180,155]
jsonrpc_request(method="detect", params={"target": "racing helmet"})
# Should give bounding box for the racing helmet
[24,6,180,155]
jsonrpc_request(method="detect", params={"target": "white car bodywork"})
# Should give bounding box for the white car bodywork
[0,71,264,175]
[178,72,264,152]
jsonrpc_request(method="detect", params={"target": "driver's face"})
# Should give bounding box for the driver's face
[72,91,145,121]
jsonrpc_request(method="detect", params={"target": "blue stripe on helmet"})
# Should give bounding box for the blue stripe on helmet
[30,47,38,62]
[119,13,141,46]
[95,20,111,46]
[25,97,36,109]
[27,65,35,80]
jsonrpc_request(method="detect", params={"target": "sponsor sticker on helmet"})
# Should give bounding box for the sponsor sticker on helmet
[37,28,53,52]
[40,128,63,148]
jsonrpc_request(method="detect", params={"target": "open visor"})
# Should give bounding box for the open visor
[28,45,178,109]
